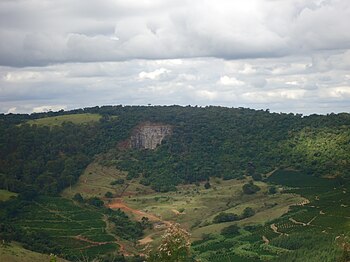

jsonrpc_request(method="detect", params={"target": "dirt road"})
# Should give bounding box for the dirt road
[108,198,171,226]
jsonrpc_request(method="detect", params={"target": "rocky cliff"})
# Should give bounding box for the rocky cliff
[129,122,173,149]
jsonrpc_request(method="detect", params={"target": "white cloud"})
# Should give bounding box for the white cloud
[6,107,17,114]
[219,76,245,86]
[320,86,350,98]
[32,105,67,113]
[139,68,171,80]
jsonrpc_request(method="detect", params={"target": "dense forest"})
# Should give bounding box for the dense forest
[0,105,349,194]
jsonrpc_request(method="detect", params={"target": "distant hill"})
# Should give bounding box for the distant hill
[1,105,349,194]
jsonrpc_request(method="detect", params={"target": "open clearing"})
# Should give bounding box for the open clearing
[26,113,102,127]
[0,189,17,201]
[62,162,154,199]
[0,242,68,262]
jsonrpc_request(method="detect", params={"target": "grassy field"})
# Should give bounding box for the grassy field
[0,242,68,262]
[123,178,305,239]
[62,161,154,200]
[0,189,17,201]
[26,113,102,127]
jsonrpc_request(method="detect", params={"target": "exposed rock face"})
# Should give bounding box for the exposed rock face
[130,122,172,149]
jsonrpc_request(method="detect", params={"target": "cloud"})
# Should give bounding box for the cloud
[32,105,67,113]
[0,0,349,66]
[1,50,349,115]
[139,68,171,80]
[219,76,245,86]
[0,1,349,115]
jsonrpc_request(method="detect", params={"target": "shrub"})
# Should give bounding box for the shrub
[72,193,84,203]
[241,207,255,219]
[110,179,125,185]
[105,191,113,198]
[213,212,239,223]
[242,182,261,194]
[204,182,211,189]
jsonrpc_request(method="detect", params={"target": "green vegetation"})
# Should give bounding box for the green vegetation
[213,212,240,223]
[1,106,350,195]
[242,182,261,194]
[191,170,350,261]
[0,189,17,201]
[0,106,350,260]
[0,196,143,261]
[26,113,102,127]
[0,242,68,262]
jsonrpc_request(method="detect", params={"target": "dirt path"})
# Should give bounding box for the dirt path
[74,235,111,246]
[265,168,279,178]
[108,197,175,251]
[289,215,317,227]
[139,236,153,245]
[262,235,270,244]
[108,198,171,225]
[270,223,288,236]
[289,218,306,226]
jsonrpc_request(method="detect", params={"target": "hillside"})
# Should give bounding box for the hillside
[0,105,349,261]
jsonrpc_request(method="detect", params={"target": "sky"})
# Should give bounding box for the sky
[1,0,350,115]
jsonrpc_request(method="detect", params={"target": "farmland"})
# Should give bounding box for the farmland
[11,196,119,260]
[190,170,350,261]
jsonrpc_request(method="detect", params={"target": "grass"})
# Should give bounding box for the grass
[123,178,305,239]
[26,113,102,127]
[62,161,154,200]
[0,189,17,201]
[0,242,68,262]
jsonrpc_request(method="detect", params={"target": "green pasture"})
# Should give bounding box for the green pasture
[0,242,68,262]
[26,113,102,127]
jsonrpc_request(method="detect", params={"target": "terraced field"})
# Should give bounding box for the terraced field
[12,197,119,259]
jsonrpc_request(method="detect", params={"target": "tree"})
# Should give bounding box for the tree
[268,186,277,194]
[148,223,192,262]
[213,212,239,223]
[241,207,255,219]
[242,182,260,195]
[72,193,84,203]
[204,182,211,189]
[105,191,113,198]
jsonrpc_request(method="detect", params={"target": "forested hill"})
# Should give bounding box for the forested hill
[1,105,350,194]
